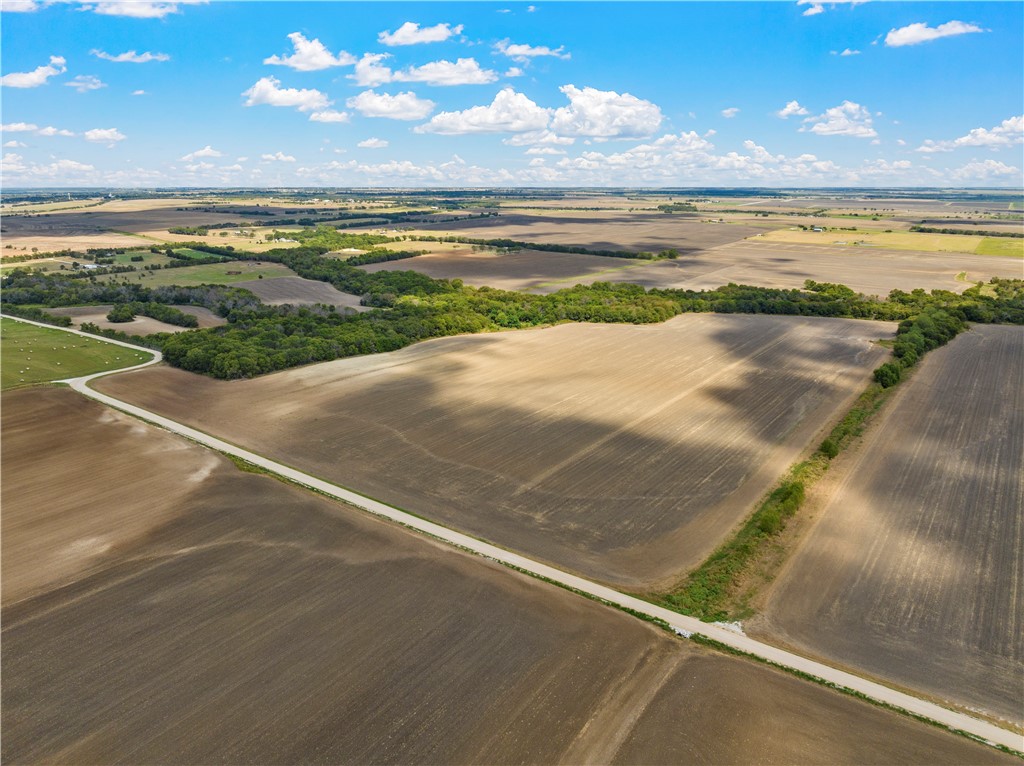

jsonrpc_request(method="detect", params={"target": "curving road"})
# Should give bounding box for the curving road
[4,314,1021,753]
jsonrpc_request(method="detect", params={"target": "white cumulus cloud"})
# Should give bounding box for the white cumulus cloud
[309,110,350,123]
[242,76,331,112]
[802,101,877,138]
[4,140,27,147]
[1,122,39,132]
[65,75,106,93]
[951,159,1020,182]
[494,39,570,63]
[261,151,296,162]
[37,125,76,136]
[917,115,1023,153]
[797,0,868,17]
[885,20,985,47]
[378,21,463,46]
[0,55,66,88]
[550,85,663,139]
[91,49,170,63]
[347,89,435,120]
[721,107,740,118]
[84,1,207,19]
[777,100,809,118]
[350,53,497,87]
[415,88,551,134]
[84,127,126,145]
[358,137,389,149]
[264,32,355,71]
[180,145,222,160]
[0,1,41,11]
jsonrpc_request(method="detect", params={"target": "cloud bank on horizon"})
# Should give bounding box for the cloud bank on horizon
[0,0,1021,187]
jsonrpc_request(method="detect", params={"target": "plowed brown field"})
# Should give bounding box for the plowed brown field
[363,239,1023,296]
[411,211,762,253]
[96,314,893,588]
[754,325,1024,726]
[1,387,1011,765]
[233,275,367,311]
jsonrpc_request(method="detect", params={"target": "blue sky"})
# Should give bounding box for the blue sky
[1,1,1021,187]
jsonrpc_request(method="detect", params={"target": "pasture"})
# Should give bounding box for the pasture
[760,226,1024,257]
[99,259,295,287]
[0,387,1009,765]
[754,325,1024,726]
[0,318,152,389]
[95,313,893,589]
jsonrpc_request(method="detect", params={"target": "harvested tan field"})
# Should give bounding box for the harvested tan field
[753,325,1024,725]
[0,231,150,253]
[233,275,367,312]
[364,239,1023,296]
[97,314,893,588]
[361,248,647,292]
[47,304,225,335]
[410,211,763,253]
[1,388,1011,765]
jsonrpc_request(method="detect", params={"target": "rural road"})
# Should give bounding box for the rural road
[5,314,1022,753]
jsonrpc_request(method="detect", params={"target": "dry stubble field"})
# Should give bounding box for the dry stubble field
[754,325,1024,726]
[97,313,892,589]
[48,304,226,335]
[363,238,1023,297]
[1,387,1012,765]
[410,210,764,253]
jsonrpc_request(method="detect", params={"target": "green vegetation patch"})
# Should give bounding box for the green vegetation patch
[975,237,1024,258]
[0,318,153,389]
[102,261,295,287]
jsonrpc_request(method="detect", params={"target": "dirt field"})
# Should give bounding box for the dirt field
[753,325,1024,726]
[408,211,764,254]
[47,304,225,335]
[362,238,1023,297]
[1,387,1011,765]
[96,314,892,589]
[362,248,649,292]
[233,275,367,312]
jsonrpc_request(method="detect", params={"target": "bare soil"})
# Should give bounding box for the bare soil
[365,239,1023,297]
[47,304,225,335]
[233,275,367,312]
[1,387,1011,765]
[96,314,892,589]
[1,387,221,602]
[409,211,763,254]
[752,325,1024,726]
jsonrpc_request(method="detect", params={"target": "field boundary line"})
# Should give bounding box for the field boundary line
[4,313,1020,753]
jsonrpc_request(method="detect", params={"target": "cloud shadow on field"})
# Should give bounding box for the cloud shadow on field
[97,314,892,591]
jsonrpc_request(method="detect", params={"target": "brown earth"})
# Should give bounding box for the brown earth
[96,314,893,589]
[48,304,225,335]
[363,239,1022,297]
[1,387,1013,765]
[233,275,367,312]
[361,248,648,292]
[1,387,222,603]
[409,210,764,254]
[752,325,1024,726]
